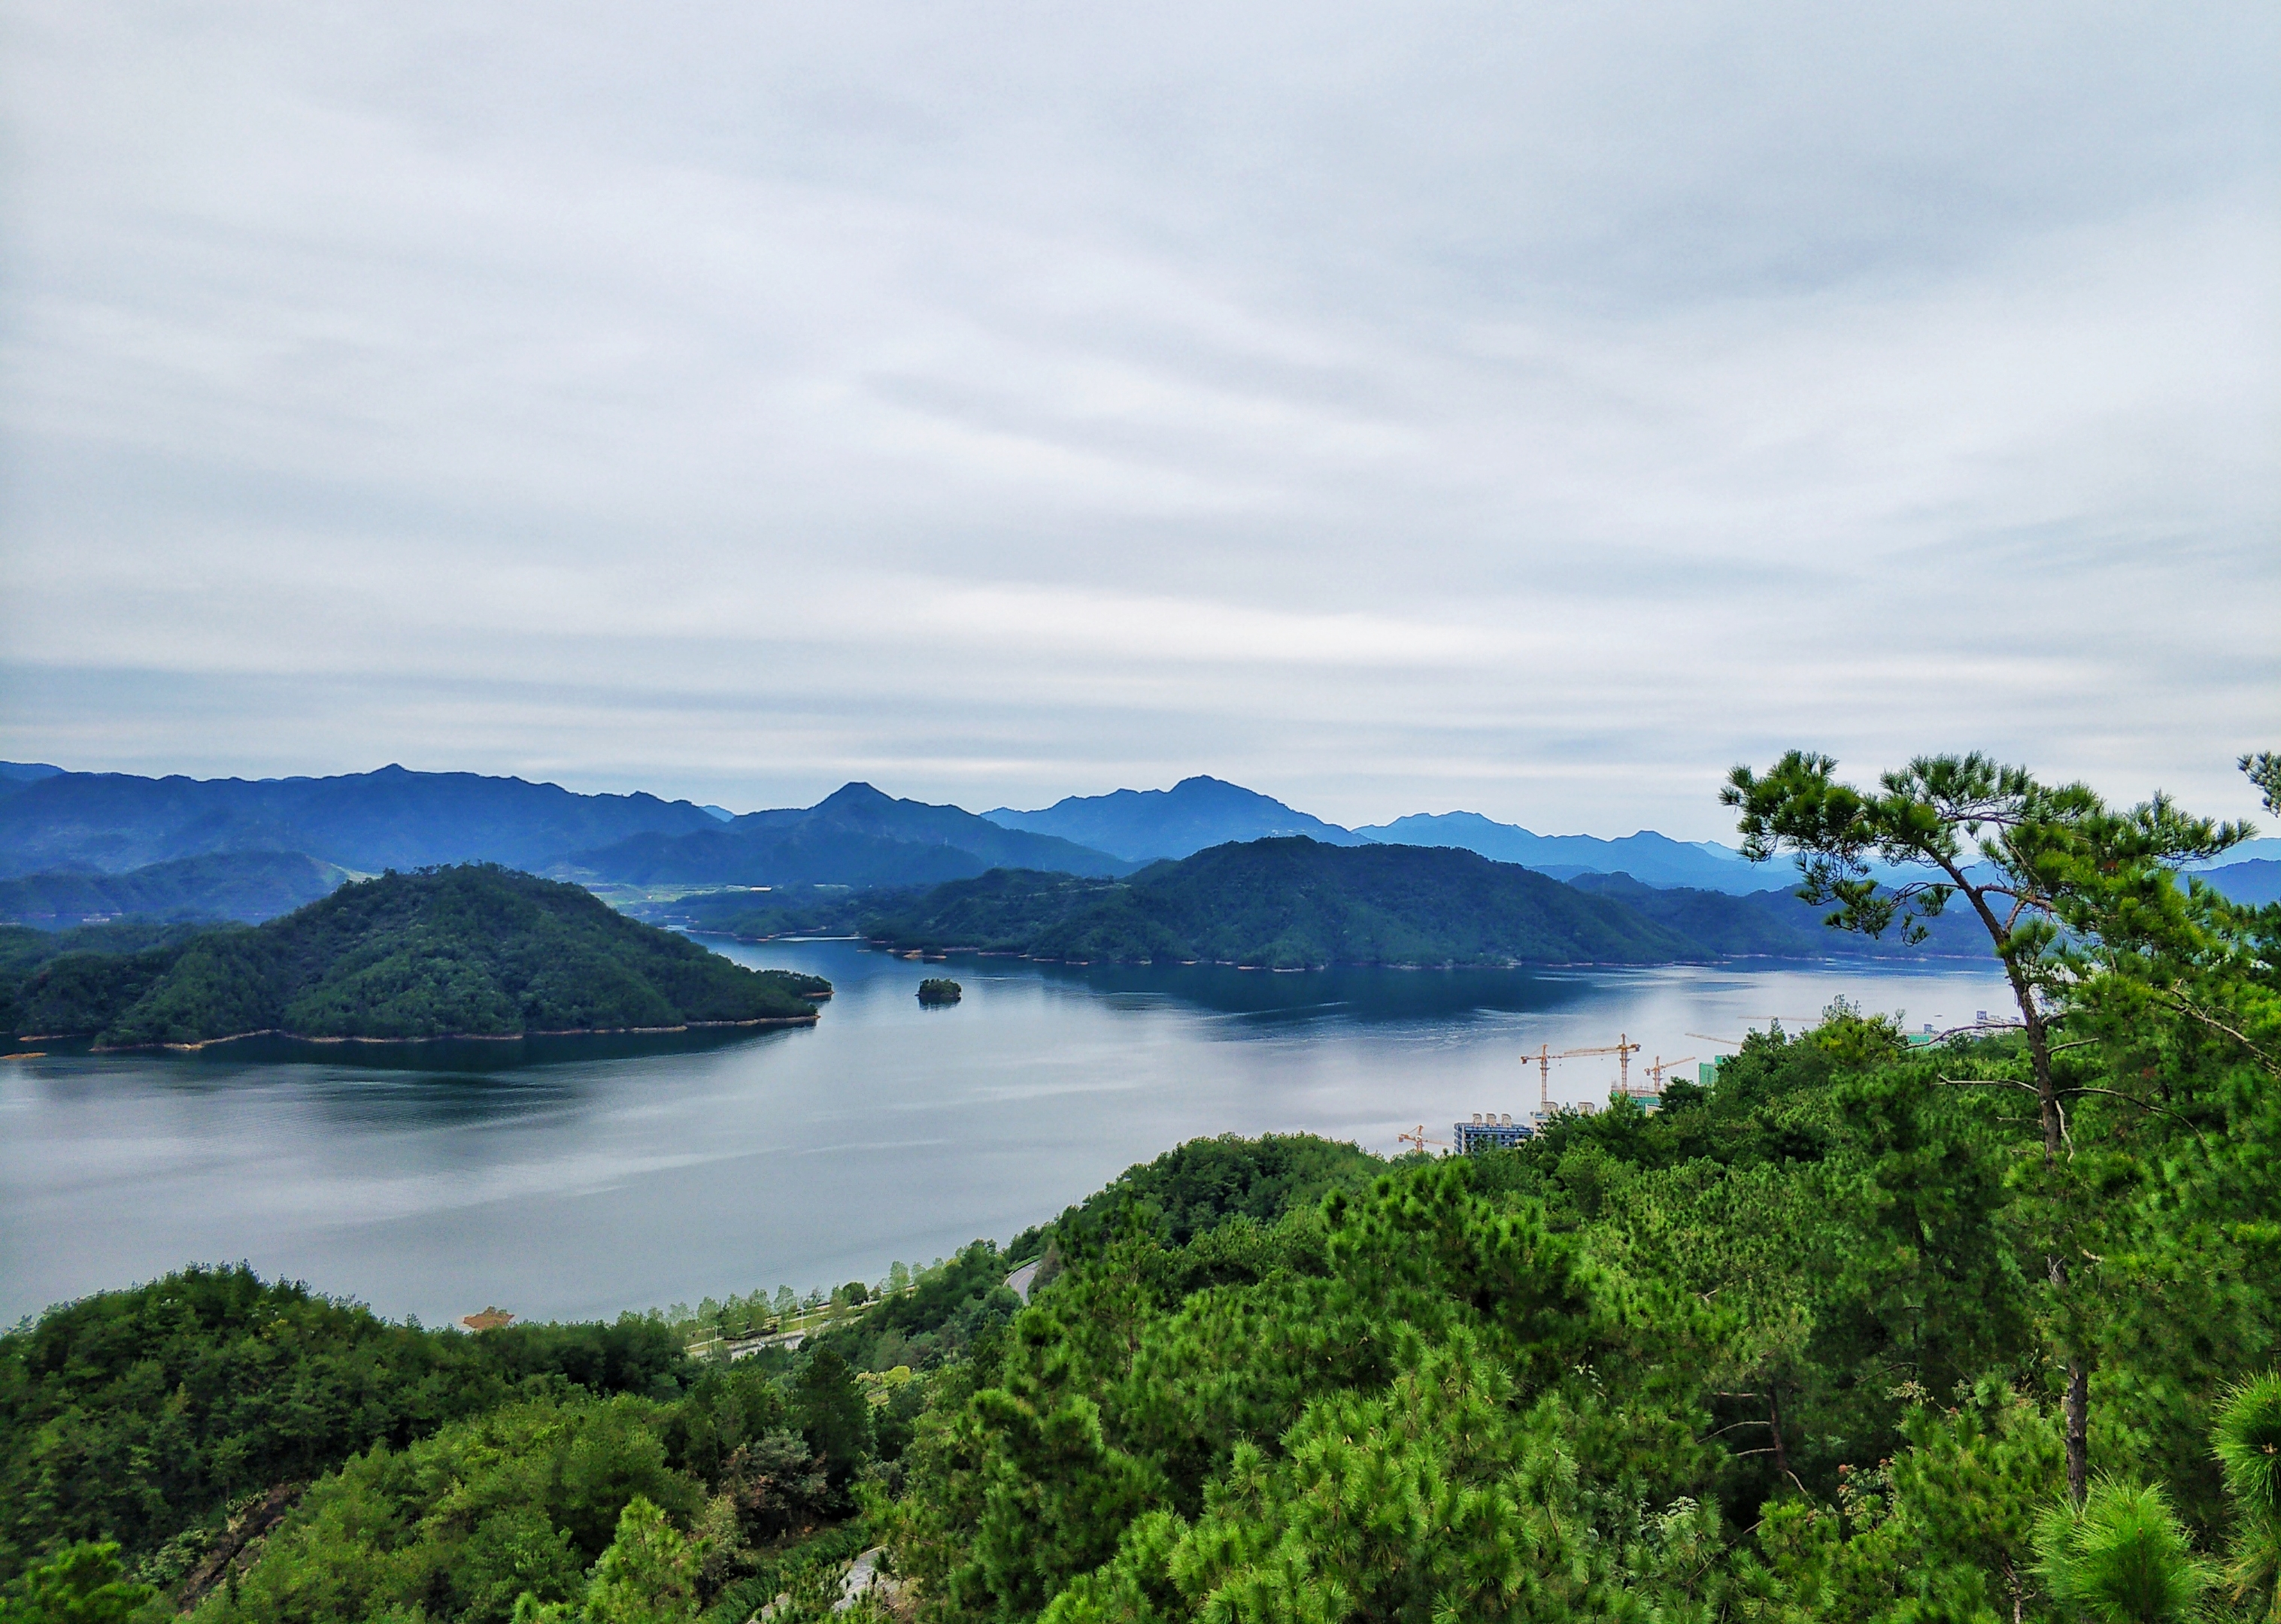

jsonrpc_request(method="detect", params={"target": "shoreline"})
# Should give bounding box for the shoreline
[59,1012,823,1055]
[696,930,1994,974]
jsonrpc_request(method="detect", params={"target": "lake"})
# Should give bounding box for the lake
[0,939,2013,1328]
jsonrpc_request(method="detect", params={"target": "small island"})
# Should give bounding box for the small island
[916,977,963,1005]
[2,864,832,1050]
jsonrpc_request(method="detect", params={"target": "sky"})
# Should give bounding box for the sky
[1,2,2275,839]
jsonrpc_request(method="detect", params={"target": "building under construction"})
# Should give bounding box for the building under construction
[1441,1035,1700,1156]
[1453,1112,1532,1153]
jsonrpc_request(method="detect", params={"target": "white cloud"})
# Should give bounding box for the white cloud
[1,0,2274,835]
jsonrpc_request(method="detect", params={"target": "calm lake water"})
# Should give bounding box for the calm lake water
[0,939,2012,1328]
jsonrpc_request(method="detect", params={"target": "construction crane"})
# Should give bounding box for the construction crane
[1523,1043,1558,1116]
[1559,1033,1643,1092]
[1397,1124,1450,1155]
[1643,1054,1697,1090]
[1522,1034,1646,1120]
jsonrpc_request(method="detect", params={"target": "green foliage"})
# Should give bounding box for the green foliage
[1050,1133,1381,1247]
[17,764,2280,1624]
[184,1395,703,1624]
[0,1266,720,1587]
[581,1497,701,1624]
[916,980,962,1004]
[0,1543,155,1624]
[2,865,828,1045]
[874,846,2280,1622]
[2216,1374,2281,1619]
[0,1266,507,1578]
[2243,753,2280,820]
[815,1243,1021,1375]
[788,1350,874,1501]
[699,1525,875,1624]
[149,1354,861,1624]
[2034,1480,2213,1623]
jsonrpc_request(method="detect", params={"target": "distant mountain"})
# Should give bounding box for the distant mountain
[861,839,1700,968]
[1564,871,1994,958]
[0,762,65,791]
[2,865,829,1048]
[574,782,1133,887]
[1357,811,1769,892]
[0,851,350,928]
[2195,859,2280,906]
[0,765,720,877]
[984,776,1369,862]
[2188,838,2281,871]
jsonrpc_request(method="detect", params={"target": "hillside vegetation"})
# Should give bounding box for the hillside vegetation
[5,753,2276,1624]
[2,865,827,1047]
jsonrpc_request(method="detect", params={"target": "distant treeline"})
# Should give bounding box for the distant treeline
[659,838,1995,968]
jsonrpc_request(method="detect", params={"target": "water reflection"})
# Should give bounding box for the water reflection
[1028,958,1608,1023]
[2,938,2012,1329]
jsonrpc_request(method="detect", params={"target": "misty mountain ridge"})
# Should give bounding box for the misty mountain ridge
[571,781,1133,887]
[985,775,1369,861]
[0,851,351,929]
[0,763,721,877]
[1358,810,1769,892]
[4,762,2270,900]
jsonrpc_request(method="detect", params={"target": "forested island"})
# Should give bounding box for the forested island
[1,865,828,1049]
[662,837,1994,968]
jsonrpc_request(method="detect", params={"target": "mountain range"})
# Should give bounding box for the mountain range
[1354,810,1761,891]
[0,764,720,877]
[985,777,1369,862]
[0,851,350,928]
[3,762,2270,922]
[569,783,1132,886]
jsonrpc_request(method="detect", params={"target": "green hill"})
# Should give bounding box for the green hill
[863,838,1700,968]
[4,865,829,1048]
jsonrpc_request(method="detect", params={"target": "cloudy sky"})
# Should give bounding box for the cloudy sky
[2,2,2274,838]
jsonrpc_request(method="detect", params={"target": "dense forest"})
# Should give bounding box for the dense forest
[1,865,828,1047]
[4,752,2276,1623]
[664,838,1994,968]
